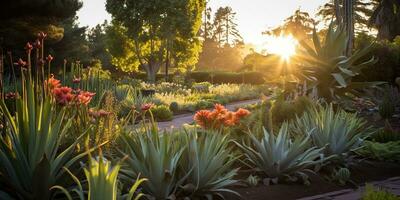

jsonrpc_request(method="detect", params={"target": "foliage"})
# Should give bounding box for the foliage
[106,0,205,82]
[179,130,240,199]
[169,102,179,113]
[0,79,92,199]
[357,141,400,162]
[292,104,374,160]
[369,0,400,41]
[120,128,186,199]
[330,167,351,186]
[317,0,373,32]
[236,124,323,184]
[150,105,173,122]
[378,86,397,120]
[297,23,382,102]
[371,129,400,143]
[192,82,212,93]
[265,9,315,41]
[188,71,265,84]
[362,184,400,200]
[53,155,146,200]
[355,35,400,83]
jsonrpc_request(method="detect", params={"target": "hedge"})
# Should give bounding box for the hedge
[187,71,265,84]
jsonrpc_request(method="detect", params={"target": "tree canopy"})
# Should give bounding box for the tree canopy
[106,0,206,82]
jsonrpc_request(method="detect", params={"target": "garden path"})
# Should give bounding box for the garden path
[157,98,261,131]
[299,177,400,200]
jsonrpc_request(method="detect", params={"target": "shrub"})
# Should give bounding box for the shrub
[271,100,296,125]
[188,71,265,84]
[195,100,214,110]
[362,184,400,200]
[235,123,323,184]
[357,141,400,162]
[121,129,185,199]
[292,104,374,161]
[52,155,146,200]
[151,105,173,121]
[179,131,240,199]
[169,101,179,113]
[192,81,212,93]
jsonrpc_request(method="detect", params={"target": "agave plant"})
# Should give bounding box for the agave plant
[236,123,324,184]
[292,104,374,160]
[52,155,146,200]
[120,126,186,200]
[178,130,240,199]
[296,23,383,102]
[0,79,95,199]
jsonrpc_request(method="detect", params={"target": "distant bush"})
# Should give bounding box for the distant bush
[188,71,265,84]
[355,34,400,83]
[151,105,173,121]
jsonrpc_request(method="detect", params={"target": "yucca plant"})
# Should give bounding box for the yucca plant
[120,126,186,200]
[0,78,96,199]
[236,123,324,184]
[292,104,374,161]
[178,130,240,199]
[296,23,383,102]
[52,155,146,200]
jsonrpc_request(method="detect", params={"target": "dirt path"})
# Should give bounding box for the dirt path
[157,98,261,130]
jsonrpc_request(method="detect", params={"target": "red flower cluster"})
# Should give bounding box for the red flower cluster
[44,76,96,106]
[52,87,74,106]
[194,104,251,130]
[5,92,19,100]
[141,103,154,111]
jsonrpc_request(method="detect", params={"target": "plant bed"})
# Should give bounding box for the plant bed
[226,161,400,200]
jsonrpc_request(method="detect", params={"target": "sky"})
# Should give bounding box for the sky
[77,0,328,45]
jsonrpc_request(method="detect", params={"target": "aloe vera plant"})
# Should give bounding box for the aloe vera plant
[52,155,146,200]
[179,130,240,199]
[236,123,324,183]
[297,23,383,102]
[292,104,374,160]
[0,79,94,199]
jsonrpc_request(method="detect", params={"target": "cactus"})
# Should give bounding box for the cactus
[334,168,351,186]
[246,175,260,187]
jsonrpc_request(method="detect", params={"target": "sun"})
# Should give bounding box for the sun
[265,35,298,60]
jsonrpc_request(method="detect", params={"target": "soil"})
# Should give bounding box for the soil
[227,161,400,200]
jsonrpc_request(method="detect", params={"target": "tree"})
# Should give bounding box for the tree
[47,17,90,69]
[212,7,243,46]
[199,2,213,40]
[264,9,315,41]
[317,0,373,32]
[106,0,205,82]
[369,0,400,41]
[0,0,82,54]
[87,21,113,70]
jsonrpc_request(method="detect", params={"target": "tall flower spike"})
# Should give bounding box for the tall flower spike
[46,55,53,62]
[25,42,33,54]
[14,58,27,68]
[37,32,47,40]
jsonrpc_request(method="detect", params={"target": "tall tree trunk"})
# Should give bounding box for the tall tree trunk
[334,0,342,24]
[344,0,354,56]
[165,40,170,82]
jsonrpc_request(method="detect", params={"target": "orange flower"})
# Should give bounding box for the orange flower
[235,108,251,118]
[77,91,95,105]
[52,86,74,106]
[214,104,228,114]
[194,110,212,128]
[45,75,61,90]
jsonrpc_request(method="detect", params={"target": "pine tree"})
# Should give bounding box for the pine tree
[212,7,242,47]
